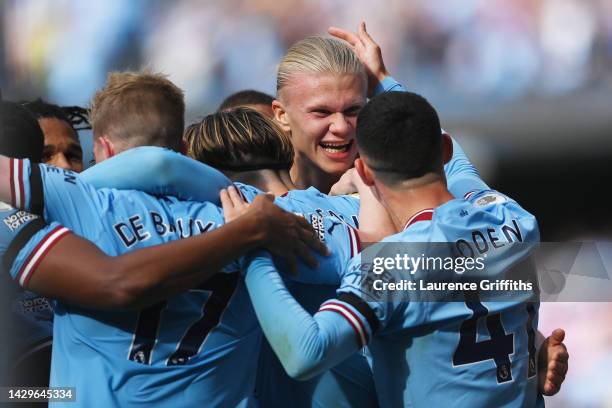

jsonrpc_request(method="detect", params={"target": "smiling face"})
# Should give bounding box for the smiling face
[274,72,367,191]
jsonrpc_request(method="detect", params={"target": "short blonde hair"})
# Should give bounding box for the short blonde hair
[277,36,367,94]
[185,107,293,171]
[90,71,185,151]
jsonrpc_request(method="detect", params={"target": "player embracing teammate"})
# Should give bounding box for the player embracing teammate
[0,21,569,408]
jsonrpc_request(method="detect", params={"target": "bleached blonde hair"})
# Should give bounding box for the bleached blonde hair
[276,37,366,95]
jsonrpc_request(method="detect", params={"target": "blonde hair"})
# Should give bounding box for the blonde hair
[90,71,185,151]
[277,36,366,94]
[185,107,293,171]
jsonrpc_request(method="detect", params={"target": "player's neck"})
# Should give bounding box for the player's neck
[232,169,296,196]
[290,159,338,194]
[380,179,454,232]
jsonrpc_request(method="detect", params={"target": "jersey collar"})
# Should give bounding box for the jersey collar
[403,209,434,231]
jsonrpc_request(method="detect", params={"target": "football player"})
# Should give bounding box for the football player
[0,74,325,407]
[239,92,567,407]
[89,107,567,405]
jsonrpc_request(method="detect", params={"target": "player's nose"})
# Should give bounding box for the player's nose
[329,113,352,136]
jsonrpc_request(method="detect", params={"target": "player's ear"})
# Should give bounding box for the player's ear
[442,132,453,165]
[179,139,188,155]
[272,99,290,133]
[355,158,375,187]
[93,136,116,163]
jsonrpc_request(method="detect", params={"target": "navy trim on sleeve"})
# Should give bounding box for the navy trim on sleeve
[2,218,47,272]
[337,292,380,334]
[29,164,44,217]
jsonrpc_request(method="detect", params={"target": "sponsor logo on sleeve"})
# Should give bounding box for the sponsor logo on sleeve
[3,210,39,231]
[474,193,507,207]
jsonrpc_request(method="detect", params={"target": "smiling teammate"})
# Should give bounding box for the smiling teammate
[239,92,561,407]
[91,106,568,405]
[273,22,404,193]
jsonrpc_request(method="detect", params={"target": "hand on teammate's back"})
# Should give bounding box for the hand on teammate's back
[329,21,390,97]
[221,186,329,276]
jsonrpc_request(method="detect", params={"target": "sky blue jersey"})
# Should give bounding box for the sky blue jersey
[241,135,539,406]
[83,153,374,408]
[333,190,541,407]
[243,188,542,408]
[7,158,259,408]
[0,201,69,385]
[256,189,376,408]
[83,148,362,286]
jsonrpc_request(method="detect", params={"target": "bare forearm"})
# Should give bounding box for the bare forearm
[118,213,263,308]
[30,213,264,310]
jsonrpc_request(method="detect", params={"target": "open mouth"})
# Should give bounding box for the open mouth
[319,140,353,154]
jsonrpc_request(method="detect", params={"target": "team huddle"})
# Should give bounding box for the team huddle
[0,23,569,407]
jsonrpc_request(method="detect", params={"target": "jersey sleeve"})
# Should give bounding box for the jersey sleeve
[333,240,430,336]
[444,135,491,199]
[9,159,102,236]
[372,76,406,95]
[81,147,232,205]
[243,251,364,380]
[1,205,71,288]
[329,255,389,335]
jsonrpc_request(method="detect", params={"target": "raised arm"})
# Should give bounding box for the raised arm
[81,147,232,204]
[444,134,491,198]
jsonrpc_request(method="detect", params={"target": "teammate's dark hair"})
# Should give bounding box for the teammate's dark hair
[21,98,91,131]
[356,92,442,185]
[218,90,274,112]
[0,101,44,162]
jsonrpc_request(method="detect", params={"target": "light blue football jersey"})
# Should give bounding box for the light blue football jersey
[255,189,378,408]
[7,158,259,408]
[0,200,67,385]
[82,148,376,407]
[328,189,541,407]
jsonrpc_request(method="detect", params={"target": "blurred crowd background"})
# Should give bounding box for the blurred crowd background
[1,0,611,406]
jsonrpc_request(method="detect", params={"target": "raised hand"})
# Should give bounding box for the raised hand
[329,21,390,97]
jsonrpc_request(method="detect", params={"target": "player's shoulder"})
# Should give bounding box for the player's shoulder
[434,190,539,242]
[463,189,535,219]
[281,187,359,214]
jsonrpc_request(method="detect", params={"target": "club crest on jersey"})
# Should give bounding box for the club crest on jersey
[0,201,13,212]
[474,193,506,207]
[3,210,39,231]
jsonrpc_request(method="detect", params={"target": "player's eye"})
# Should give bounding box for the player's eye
[344,106,362,117]
[311,109,331,117]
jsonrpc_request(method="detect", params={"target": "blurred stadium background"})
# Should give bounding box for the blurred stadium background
[1,0,611,406]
